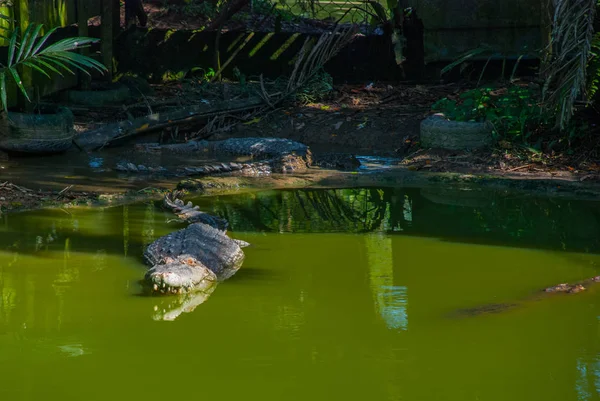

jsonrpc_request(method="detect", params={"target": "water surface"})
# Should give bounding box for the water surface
[1,187,600,401]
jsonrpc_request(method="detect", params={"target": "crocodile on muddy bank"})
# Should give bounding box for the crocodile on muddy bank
[115,137,361,176]
[453,276,600,317]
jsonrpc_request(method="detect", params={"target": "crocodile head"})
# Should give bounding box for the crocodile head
[144,256,217,295]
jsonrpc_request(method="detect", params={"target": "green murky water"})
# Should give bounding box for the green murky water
[1,186,600,401]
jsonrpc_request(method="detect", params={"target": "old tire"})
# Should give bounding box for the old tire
[0,106,75,154]
[420,113,493,150]
[65,82,131,107]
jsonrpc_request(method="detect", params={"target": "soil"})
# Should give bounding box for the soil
[210,82,452,153]
[67,77,600,181]
[0,179,172,216]
[0,181,98,214]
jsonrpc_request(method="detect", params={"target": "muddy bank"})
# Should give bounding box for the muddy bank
[54,78,600,181]
[177,168,600,201]
[3,146,600,216]
[3,162,600,216]
[0,182,169,215]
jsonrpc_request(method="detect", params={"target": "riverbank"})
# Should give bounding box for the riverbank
[2,76,599,216]
[2,162,600,217]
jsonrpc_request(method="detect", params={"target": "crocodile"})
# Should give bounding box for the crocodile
[116,137,361,176]
[142,191,248,297]
[452,275,600,317]
[116,160,273,177]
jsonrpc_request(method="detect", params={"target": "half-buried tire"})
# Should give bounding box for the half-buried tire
[64,82,131,107]
[420,113,493,150]
[0,105,75,154]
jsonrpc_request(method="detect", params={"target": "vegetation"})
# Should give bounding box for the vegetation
[432,86,550,142]
[542,0,597,130]
[295,69,333,104]
[431,0,600,150]
[0,19,105,111]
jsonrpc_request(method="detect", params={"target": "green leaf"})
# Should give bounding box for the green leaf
[30,26,60,56]
[477,54,494,86]
[7,66,29,102]
[6,26,18,67]
[22,61,51,78]
[367,1,388,22]
[39,36,99,54]
[16,23,36,63]
[28,57,64,76]
[440,46,491,76]
[44,52,105,74]
[391,31,405,65]
[38,55,75,75]
[21,23,43,60]
[0,71,6,112]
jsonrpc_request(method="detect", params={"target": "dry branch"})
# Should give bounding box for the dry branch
[75,26,358,150]
[266,25,358,106]
[75,97,265,150]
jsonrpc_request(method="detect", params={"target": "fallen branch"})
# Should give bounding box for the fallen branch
[506,163,534,172]
[74,97,266,150]
[75,27,357,151]
[58,185,74,197]
[0,181,33,193]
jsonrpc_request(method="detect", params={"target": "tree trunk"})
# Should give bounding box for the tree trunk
[125,0,148,27]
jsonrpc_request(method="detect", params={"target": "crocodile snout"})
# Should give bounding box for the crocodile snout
[145,258,217,295]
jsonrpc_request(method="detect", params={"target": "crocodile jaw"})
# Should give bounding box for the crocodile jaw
[145,257,217,295]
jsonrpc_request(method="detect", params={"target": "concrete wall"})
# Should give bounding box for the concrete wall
[408,0,542,62]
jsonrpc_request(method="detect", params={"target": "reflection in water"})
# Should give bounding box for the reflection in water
[58,343,90,357]
[574,356,600,401]
[197,187,600,253]
[273,304,305,335]
[93,249,108,271]
[123,205,130,257]
[0,188,599,400]
[142,202,156,253]
[365,234,407,331]
[0,265,17,324]
[403,194,412,223]
[152,285,217,321]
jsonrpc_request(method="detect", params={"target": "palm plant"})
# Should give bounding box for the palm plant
[542,0,597,130]
[0,18,106,112]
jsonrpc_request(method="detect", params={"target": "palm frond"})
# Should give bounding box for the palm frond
[0,71,7,114]
[0,22,107,110]
[6,66,28,102]
[440,45,493,76]
[542,0,597,130]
